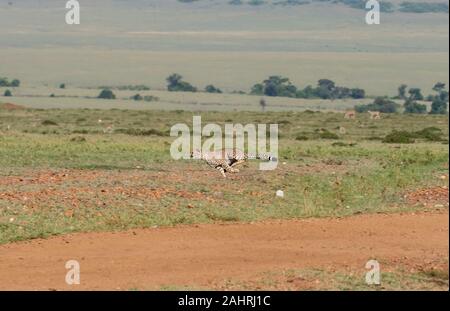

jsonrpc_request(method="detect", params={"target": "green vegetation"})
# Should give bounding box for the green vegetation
[399,2,449,13]
[98,89,116,100]
[355,97,400,113]
[167,74,197,92]
[3,90,12,97]
[430,82,449,115]
[251,76,365,100]
[0,108,447,244]
[383,127,446,144]
[0,77,20,87]
[225,267,449,290]
[205,85,223,94]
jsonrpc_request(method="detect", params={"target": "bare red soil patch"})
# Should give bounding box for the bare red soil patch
[405,185,449,207]
[0,211,447,290]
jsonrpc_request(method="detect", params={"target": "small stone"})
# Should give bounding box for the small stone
[276,190,284,198]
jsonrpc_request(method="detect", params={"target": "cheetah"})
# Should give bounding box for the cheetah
[191,148,276,178]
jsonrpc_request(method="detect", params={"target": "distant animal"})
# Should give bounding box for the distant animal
[368,111,381,120]
[344,110,356,119]
[191,148,276,178]
[103,124,114,134]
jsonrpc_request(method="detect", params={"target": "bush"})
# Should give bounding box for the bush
[319,130,339,140]
[3,89,12,97]
[143,95,159,102]
[295,135,309,141]
[59,83,66,89]
[205,85,222,93]
[132,94,143,101]
[98,89,116,99]
[382,131,414,144]
[41,120,58,126]
[413,127,444,142]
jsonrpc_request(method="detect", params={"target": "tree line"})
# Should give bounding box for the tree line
[355,82,448,115]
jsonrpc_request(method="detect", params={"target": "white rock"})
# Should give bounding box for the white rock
[276,190,284,198]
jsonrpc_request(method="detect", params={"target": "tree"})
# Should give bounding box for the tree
[408,88,424,101]
[298,85,316,99]
[317,79,336,91]
[250,83,264,95]
[315,79,336,99]
[166,73,182,89]
[263,76,297,97]
[350,88,365,99]
[404,99,427,114]
[398,84,407,99]
[59,83,66,89]
[430,96,448,115]
[0,78,20,87]
[98,89,116,99]
[4,89,12,97]
[433,82,446,93]
[430,82,448,115]
[251,76,297,97]
[166,74,197,92]
[132,93,143,101]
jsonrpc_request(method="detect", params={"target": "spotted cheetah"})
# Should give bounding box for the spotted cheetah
[191,148,276,178]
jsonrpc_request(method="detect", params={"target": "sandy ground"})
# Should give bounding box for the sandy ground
[0,210,448,290]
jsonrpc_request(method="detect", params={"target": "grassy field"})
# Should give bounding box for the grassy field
[0,106,448,244]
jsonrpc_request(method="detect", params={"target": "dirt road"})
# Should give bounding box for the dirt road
[0,211,448,290]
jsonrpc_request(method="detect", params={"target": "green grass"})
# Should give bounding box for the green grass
[219,267,450,290]
[0,108,448,244]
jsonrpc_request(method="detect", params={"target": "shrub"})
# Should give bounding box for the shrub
[382,131,414,144]
[98,89,116,99]
[319,130,339,140]
[205,85,222,93]
[3,89,12,97]
[41,120,58,126]
[295,135,309,141]
[413,127,444,142]
[143,95,159,102]
[132,94,143,101]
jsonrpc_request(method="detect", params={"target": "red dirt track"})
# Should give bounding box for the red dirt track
[0,211,448,290]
